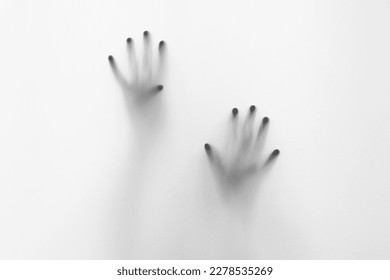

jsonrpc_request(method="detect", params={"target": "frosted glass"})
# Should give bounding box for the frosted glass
[0,0,389,259]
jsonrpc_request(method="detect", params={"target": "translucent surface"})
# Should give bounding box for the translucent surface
[0,0,390,259]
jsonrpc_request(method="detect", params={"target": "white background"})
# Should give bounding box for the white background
[0,0,390,259]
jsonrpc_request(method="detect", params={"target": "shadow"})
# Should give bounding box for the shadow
[106,31,168,259]
[204,106,280,217]
[108,31,166,102]
[108,31,168,143]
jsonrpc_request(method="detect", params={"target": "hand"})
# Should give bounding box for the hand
[108,31,166,104]
[204,105,280,186]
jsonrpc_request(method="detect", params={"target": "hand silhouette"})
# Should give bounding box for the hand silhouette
[204,105,279,186]
[106,33,167,259]
[108,31,166,104]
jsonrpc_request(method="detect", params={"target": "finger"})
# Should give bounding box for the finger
[204,143,225,175]
[232,107,239,118]
[227,107,239,155]
[264,149,280,165]
[156,40,166,83]
[150,84,164,94]
[242,105,257,149]
[258,116,269,138]
[108,55,129,89]
[255,148,280,174]
[253,116,270,154]
[142,30,152,82]
[126,37,139,83]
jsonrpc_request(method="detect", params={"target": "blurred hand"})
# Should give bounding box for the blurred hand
[108,31,166,105]
[204,105,279,186]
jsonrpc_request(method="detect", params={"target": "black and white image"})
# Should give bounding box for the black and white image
[1,0,390,259]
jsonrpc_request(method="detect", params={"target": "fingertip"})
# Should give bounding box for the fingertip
[204,143,211,152]
[126,37,132,44]
[250,105,256,113]
[157,85,164,91]
[159,41,166,49]
[262,117,269,124]
[272,149,280,156]
[143,30,150,37]
[108,55,114,63]
[232,108,239,116]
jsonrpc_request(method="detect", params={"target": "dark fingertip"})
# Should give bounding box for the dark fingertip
[250,105,256,113]
[143,30,150,37]
[272,149,280,156]
[159,41,166,49]
[262,117,269,124]
[126,37,132,44]
[204,143,211,152]
[157,85,164,91]
[108,55,114,63]
[232,108,239,116]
